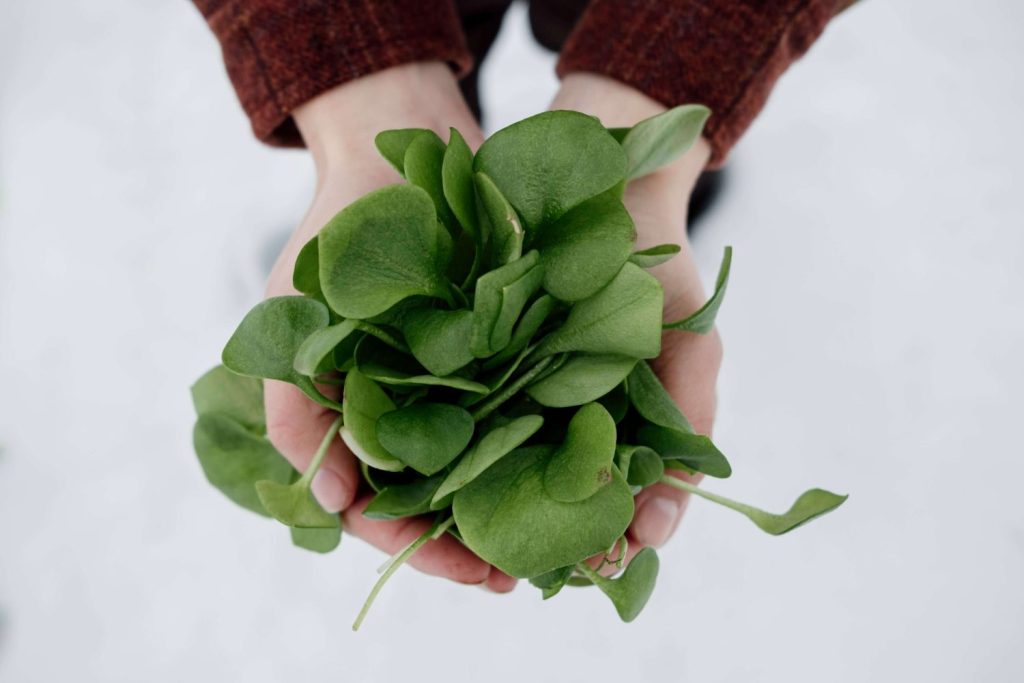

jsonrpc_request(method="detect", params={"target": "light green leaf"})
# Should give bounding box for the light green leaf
[362,475,445,520]
[374,128,429,175]
[578,547,660,622]
[626,360,694,433]
[529,565,574,600]
[474,172,522,266]
[526,354,637,408]
[544,403,617,502]
[376,403,474,476]
[615,445,664,489]
[629,243,681,268]
[340,369,404,472]
[533,190,635,302]
[405,130,456,230]
[442,127,478,236]
[622,104,710,180]
[255,479,338,528]
[221,296,339,410]
[290,525,341,553]
[293,320,359,377]
[319,184,451,319]
[193,413,292,516]
[433,415,544,503]
[663,246,732,333]
[638,426,732,478]
[533,263,662,359]
[293,236,324,301]
[474,111,626,233]
[402,307,475,376]
[453,445,634,578]
[191,365,265,433]
[659,476,848,535]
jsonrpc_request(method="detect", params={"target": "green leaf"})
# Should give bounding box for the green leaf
[615,445,665,489]
[340,369,404,472]
[622,104,710,180]
[193,413,293,516]
[659,476,848,535]
[191,365,265,433]
[533,190,635,301]
[293,236,324,300]
[221,296,339,410]
[363,475,445,520]
[442,127,478,237]
[290,525,341,553]
[471,250,540,357]
[374,128,429,175]
[597,381,629,423]
[474,172,523,266]
[405,130,456,230]
[376,403,475,476]
[402,307,475,377]
[490,264,545,353]
[432,415,544,504]
[526,354,637,408]
[578,547,660,622]
[626,360,694,433]
[529,565,574,600]
[484,294,558,368]
[533,263,662,359]
[543,403,618,502]
[606,126,630,143]
[293,320,359,377]
[255,479,339,528]
[638,426,732,478]
[453,445,634,578]
[663,246,732,333]
[319,184,451,319]
[474,111,626,233]
[355,336,488,393]
[629,243,681,268]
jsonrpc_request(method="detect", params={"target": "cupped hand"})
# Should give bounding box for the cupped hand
[551,74,724,557]
[262,62,518,592]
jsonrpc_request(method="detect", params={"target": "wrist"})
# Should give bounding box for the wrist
[553,73,711,189]
[294,62,480,177]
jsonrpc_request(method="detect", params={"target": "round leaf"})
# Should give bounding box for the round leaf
[526,354,637,408]
[543,403,618,502]
[340,369,404,472]
[376,403,475,476]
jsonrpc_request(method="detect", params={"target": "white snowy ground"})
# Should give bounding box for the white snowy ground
[0,1,1022,681]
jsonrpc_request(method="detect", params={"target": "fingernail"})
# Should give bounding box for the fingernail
[635,496,681,548]
[311,468,349,513]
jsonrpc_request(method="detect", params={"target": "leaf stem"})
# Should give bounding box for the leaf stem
[353,322,411,354]
[353,515,456,630]
[470,355,555,422]
[298,415,344,487]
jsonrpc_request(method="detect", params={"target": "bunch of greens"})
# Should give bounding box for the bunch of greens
[191,106,846,629]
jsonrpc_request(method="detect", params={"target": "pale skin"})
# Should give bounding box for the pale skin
[264,62,722,592]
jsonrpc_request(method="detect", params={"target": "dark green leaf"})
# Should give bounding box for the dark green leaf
[474,111,626,233]
[293,236,324,300]
[376,403,475,476]
[484,294,558,368]
[474,172,523,266]
[526,354,637,408]
[340,369,404,471]
[580,547,660,622]
[626,360,694,433]
[615,445,665,489]
[533,263,662,359]
[597,381,629,423]
[363,475,445,520]
[405,130,456,230]
[471,250,540,358]
[293,320,359,377]
[490,264,545,352]
[622,104,710,180]
[442,127,478,236]
[629,243,681,268]
[606,127,630,143]
[402,307,475,376]
[319,184,451,319]
[191,365,265,433]
[663,246,732,333]
[193,413,293,516]
[374,128,429,175]
[355,336,488,393]
[432,414,544,503]
[638,426,732,478]
[533,190,635,301]
[529,565,574,600]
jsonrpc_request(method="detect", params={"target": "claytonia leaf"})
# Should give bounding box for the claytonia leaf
[578,547,660,622]
[474,171,523,266]
[293,320,359,377]
[622,104,710,180]
[442,127,479,237]
[374,128,429,175]
[363,475,446,520]
[615,445,665,490]
[290,525,341,554]
[471,250,540,357]
[293,236,324,301]
[626,360,694,433]
[340,369,404,472]
[529,565,574,600]
[544,403,618,502]
[405,130,456,230]
[356,336,488,393]
[526,354,637,408]
[638,426,732,478]
[376,403,474,476]
[629,243,681,268]
[191,365,265,433]
[402,307,475,377]
[663,246,732,333]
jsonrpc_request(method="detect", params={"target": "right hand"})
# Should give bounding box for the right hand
[262,62,518,592]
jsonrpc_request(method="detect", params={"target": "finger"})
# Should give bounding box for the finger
[629,328,722,548]
[484,567,518,593]
[343,496,491,585]
[264,379,358,513]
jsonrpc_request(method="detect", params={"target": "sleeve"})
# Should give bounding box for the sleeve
[556,0,857,167]
[192,0,473,146]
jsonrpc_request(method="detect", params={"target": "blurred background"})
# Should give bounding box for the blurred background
[1,1,1022,681]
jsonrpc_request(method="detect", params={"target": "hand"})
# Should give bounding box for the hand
[263,62,518,592]
[551,74,724,556]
